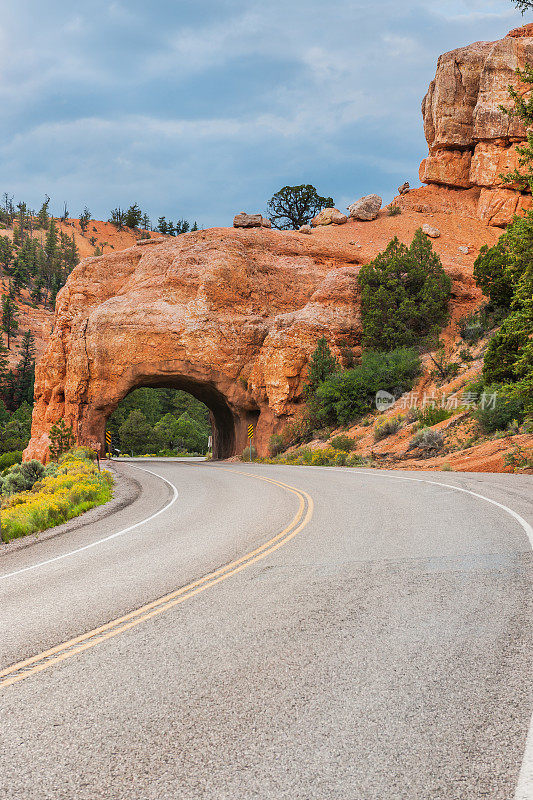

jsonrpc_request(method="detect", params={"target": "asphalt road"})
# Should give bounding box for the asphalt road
[0,460,532,799]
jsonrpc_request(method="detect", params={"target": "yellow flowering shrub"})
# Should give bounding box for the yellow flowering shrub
[259,447,371,468]
[1,454,113,543]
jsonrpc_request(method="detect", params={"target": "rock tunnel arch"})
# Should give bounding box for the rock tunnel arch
[104,370,260,460]
[23,230,362,463]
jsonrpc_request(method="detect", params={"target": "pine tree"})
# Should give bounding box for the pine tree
[157,217,168,234]
[109,208,126,229]
[79,206,91,233]
[358,230,451,351]
[0,334,8,398]
[30,274,44,306]
[45,218,58,268]
[16,202,27,244]
[37,195,50,229]
[48,419,74,461]
[304,337,338,396]
[0,236,13,270]
[124,203,143,229]
[15,329,36,405]
[191,221,199,232]
[1,294,19,348]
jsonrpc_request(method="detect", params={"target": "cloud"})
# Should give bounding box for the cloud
[0,0,525,224]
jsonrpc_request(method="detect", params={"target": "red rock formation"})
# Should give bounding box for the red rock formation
[420,25,533,225]
[24,229,362,461]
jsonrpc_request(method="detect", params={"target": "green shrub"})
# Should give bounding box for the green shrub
[483,308,532,386]
[374,415,403,441]
[388,204,401,216]
[428,350,460,382]
[242,445,257,461]
[0,451,22,472]
[304,337,338,397]
[268,434,285,457]
[473,241,513,308]
[416,406,453,427]
[59,446,96,463]
[472,384,525,433]
[316,347,420,425]
[459,348,474,363]
[408,428,445,455]
[504,446,533,471]
[330,434,355,452]
[359,229,451,351]
[2,459,45,496]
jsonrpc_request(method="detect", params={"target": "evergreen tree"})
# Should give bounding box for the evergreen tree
[79,206,91,233]
[157,216,168,234]
[0,236,13,271]
[473,241,513,309]
[0,334,8,398]
[358,230,451,351]
[125,203,143,229]
[109,207,126,229]
[1,294,19,348]
[30,274,44,306]
[37,196,50,229]
[191,221,199,231]
[15,330,36,405]
[49,419,75,461]
[304,337,338,396]
[16,202,28,244]
[45,218,58,269]
[141,213,150,230]
[268,185,334,230]
[118,409,154,454]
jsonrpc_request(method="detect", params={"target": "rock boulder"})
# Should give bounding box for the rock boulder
[311,208,348,226]
[233,213,271,228]
[347,195,382,221]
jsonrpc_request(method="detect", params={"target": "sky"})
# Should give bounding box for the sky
[0,0,526,228]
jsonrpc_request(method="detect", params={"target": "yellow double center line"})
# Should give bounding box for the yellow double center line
[0,470,314,689]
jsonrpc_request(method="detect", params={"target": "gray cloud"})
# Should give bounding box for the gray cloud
[0,0,524,225]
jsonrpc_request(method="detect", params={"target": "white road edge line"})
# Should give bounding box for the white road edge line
[346,468,533,800]
[0,466,179,582]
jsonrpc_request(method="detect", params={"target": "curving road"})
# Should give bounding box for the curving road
[0,460,532,799]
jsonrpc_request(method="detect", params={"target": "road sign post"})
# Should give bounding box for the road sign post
[247,424,254,461]
[106,430,112,459]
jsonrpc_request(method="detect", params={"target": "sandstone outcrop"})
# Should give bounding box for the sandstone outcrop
[25,229,363,461]
[420,25,533,225]
[347,195,382,221]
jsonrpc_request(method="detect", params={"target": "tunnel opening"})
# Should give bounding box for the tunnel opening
[104,375,246,460]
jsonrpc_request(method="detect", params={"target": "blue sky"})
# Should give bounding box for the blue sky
[0,0,525,227]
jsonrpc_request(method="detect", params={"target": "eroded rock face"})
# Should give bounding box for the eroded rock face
[420,25,533,225]
[25,229,362,461]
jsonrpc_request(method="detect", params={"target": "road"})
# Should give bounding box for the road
[0,460,532,799]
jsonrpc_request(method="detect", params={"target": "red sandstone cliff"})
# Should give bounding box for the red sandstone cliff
[419,24,533,226]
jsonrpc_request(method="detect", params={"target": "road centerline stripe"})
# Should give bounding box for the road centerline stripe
[0,468,314,689]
